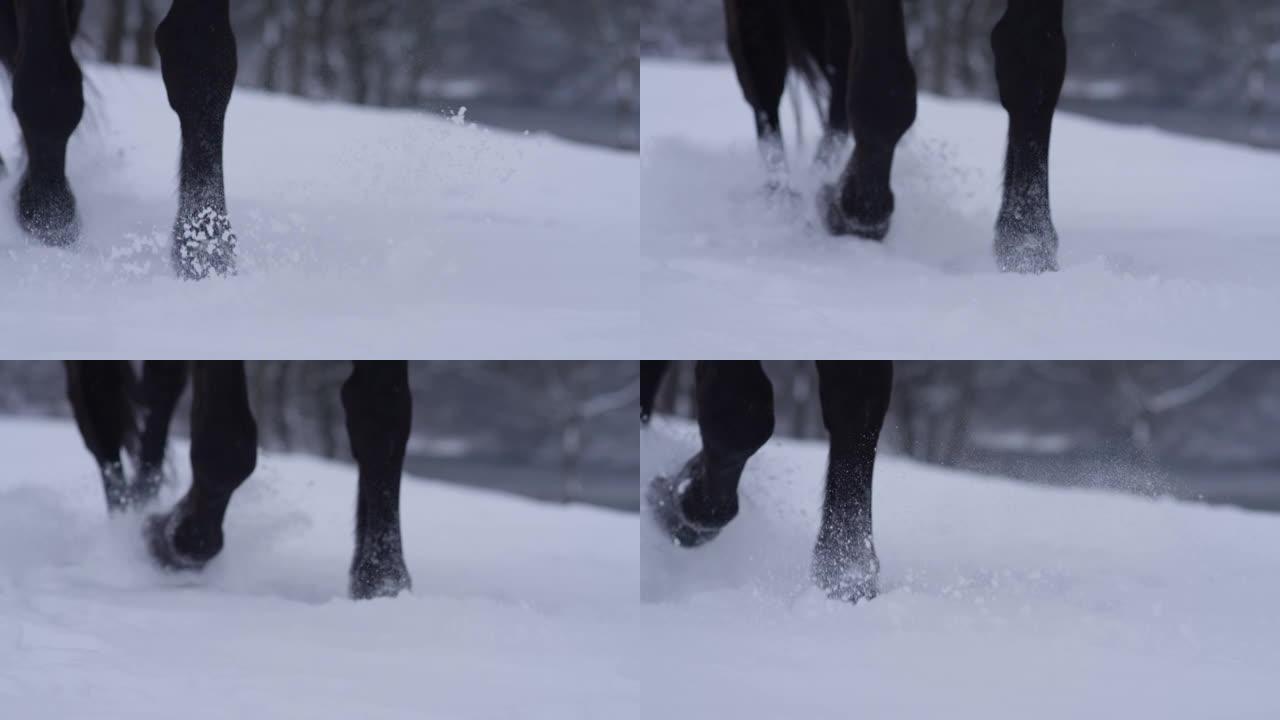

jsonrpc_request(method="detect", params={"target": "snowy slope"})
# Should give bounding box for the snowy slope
[0,64,637,358]
[0,418,637,719]
[641,417,1280,719]
[641,60,1280,358]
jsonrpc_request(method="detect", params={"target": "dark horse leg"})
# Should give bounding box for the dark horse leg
[155,0,239,280]
[724,0,790,189]
[810,361,892,602]
[3,0,86,246]
[67,360,188,511]
[343,361,413,599]
[640,361,671,425]
[648,361,774,547]
[992,0,1066,274]
[821,0,917,240]
[145,361,257,569]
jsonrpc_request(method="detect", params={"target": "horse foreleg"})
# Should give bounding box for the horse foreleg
[811,361,892,602]
[640,361,671,425]
[146,361,257,570]
[342,361,412,600]
[66,361,136,512]
[132,361,190,504]
[648,361,774,548]
[9,0,84,246]
[725,0,791,189]
[822,0,917,240]
[156,0,239,280]
[992,0,1066,274]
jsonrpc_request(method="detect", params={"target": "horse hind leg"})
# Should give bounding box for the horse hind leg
[820,0,917,241]
[647,361,774,548]
[342,361,412,600]
[9,0,85,246]
[145,361,257,571]
[131,361,189,505]
[155,0,239,280]
[992,0,1066,274]
[725,0,791,191]
[811,361,892,603]
[66,362,137,512]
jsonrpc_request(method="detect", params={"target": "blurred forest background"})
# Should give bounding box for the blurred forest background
[0,362,639,512]
[74,0,640,149]
[641,0,1280,149]
[651,362,1280,513]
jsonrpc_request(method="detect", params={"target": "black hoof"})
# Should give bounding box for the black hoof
[996,217,1060,274]
[812,537,880,603]
[173,207,238,280]
[818,184,890,241]
[349,557,412,600]
[18,178,79,247]
[646,455,728,549]
[144,504,222,572]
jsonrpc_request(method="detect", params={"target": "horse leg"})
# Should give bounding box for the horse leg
[145,361,257,570]
[132,361,189,504]
[8,0,85,246]
[807,0,853,166]
[992,0,1066,274]
[648,361,774,547]
[725,0,790,190]
[155,0,239,280]
[811,360,892,602]
[65,361,136,513]
[821,0,917,240]
[342,361,412,600]
[640,361,671,425]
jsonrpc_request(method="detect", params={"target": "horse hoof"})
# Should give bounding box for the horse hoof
[173,207,238,280]
[812,540,880,603]
[144,505,221,572]
[18,178,79,247]
[645,456,728,549]
[818,184,890,241]
[996,217,1060,274]
[349,559,412,600]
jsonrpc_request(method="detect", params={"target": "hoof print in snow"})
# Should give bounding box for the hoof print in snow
[818,184,890,241]
[349,560,412,600]
[811,543,880,604]
[144,509,221,572]
[646,457,726,549]
[173,207,238,281]
[18,179,80,248]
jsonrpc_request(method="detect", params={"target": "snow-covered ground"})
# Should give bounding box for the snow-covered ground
[0,418,637,719]
[641,60,1280,358]
[641,417,1280,718]
[0,64,637,358]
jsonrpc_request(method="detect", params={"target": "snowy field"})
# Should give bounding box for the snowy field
[0,418,637,719]
[641,417,1280,718]
[641,60,1280,358]
[0,64,637,358]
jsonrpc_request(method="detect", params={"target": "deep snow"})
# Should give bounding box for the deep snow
[0,418,637,719]
[640,416,1280,718]
[0,64,637,358]
[641,60,1280,358]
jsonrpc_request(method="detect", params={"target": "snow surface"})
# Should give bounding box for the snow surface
[0,64,637,358]
[641,60,1280,358]
[0,418,637,719]
[641,416,1280,718]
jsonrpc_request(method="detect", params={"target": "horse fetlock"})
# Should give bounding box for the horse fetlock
[173,205,238,280]
[812,533,880,603]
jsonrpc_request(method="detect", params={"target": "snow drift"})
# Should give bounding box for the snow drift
[640,416,1280,719]
[0,64,637,358]
[641,60,1280,358]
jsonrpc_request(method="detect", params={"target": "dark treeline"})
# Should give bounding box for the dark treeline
[77,0,640,149]
[0,361,638,508]
[652,362,1280,509]
[641,0,1280,146]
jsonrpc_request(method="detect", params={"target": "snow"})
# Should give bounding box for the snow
[0,64,637,357]
[641,416,1280,718]
[0,418,637,719]
[641,60,1280,358]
